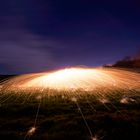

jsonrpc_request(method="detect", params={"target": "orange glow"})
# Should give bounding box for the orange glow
[1,67,140,93]
[22,68,116,90]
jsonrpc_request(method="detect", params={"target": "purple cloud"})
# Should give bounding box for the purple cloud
[0,27,55,74]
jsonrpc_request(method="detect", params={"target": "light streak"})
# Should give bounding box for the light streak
[71,97,93,138]
[92,136,98,140]
[1,67,140,94]
[0,67,139,139]
[24,96,41,140]
[120,97,136,104]
[71,97,77,102]
[99,98,110,104]
[27,127,36,136]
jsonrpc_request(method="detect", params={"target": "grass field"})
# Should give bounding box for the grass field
[0,69,140,140]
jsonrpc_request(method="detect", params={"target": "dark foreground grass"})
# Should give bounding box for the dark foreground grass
[0,73,140,140]
[0,90,139,140]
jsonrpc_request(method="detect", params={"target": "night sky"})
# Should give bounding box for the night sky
[0,0,140,74]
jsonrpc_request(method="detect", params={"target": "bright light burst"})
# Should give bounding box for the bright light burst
[0,67,140,140]
[1,67,140,94]
[23,68,114,90]
[27,127,36,136]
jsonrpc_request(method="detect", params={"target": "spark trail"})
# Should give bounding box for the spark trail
[1,67,140,94]
[0,67,140,140]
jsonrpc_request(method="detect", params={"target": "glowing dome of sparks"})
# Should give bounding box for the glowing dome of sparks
[1,67,140,92]
[23,68,115,90]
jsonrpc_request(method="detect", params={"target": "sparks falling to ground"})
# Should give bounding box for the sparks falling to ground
[0,67,140,140]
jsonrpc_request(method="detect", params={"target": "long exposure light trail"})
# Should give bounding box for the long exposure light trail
[1,67,140,94]
[0,67,140,140]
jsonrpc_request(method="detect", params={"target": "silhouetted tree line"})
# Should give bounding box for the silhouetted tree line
[112,57,140,68]
[104,50,140,68]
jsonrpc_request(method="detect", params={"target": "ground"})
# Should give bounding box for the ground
[0,71,140,140]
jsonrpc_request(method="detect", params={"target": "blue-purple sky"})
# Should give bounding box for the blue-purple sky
[0,0,140,74]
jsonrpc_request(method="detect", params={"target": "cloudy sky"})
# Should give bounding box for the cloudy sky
[0,0,140,74]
